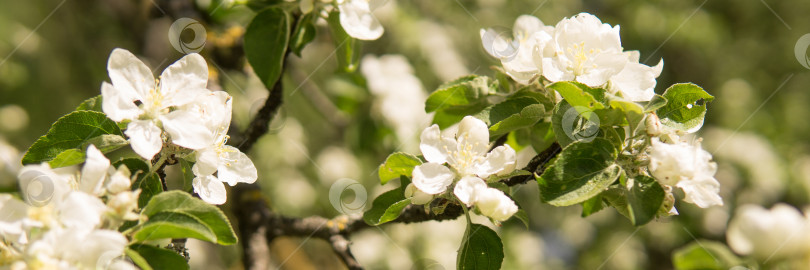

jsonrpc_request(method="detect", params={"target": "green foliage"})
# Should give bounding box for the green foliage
[672,241,745,270]
[327,11,360,72]
[22,111,124,165]
[536,138,622,206]
[244,7,291,90]
[457,223,504,270]
[127,244,190,270]
[656,83,714,132]
[476,97,545,138]
[426,75,494,128]
[547,81,607,110]
[603,174,665,226]
[364,176,412,225]
[378,152,422,185]
[291,12,317,56]
[133,191,237,245]
[75,95,103,112]
[609,99,645,136]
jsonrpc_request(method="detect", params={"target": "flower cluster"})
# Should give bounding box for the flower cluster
[0,146,138,269]
[407,116,518,222]
[726,204,810,261]
[101,49,257,204]
[482,13,663,102]
[645,114,722,209]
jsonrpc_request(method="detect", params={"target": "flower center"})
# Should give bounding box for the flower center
[444,133,484,176]
[564,42,600,76]
[141,79,167,118]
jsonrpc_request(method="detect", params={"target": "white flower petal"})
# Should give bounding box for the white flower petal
[17,163,72,205]
[338,0,384,40]
[161,110,215,150]
[412,163,455,195]
[159,53,209,107]
[107,48,154,100]
[475,188,518,222]
[676,175,723,208]
[453,176,487,207]
[193,147,219,176]
[125,120,163,160]
[727,204,810,260]
[475,145,517,178]
[216,145,258,186]
[67,229,128,268]
[79,145,110,196]
[457,116,490,155]
[193,175,227,205]
[0,195,30,244]
[57,192,107,229]
[101,82,141,122]
[106,165,132,194]
[419,124,455,164]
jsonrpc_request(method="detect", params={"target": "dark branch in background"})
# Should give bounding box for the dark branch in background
[236,79,284,152]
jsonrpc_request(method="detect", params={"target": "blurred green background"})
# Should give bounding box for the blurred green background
[2,0,810,269]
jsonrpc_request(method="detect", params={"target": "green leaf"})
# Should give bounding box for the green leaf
[580,194,606,217]
[672,241,744,270]
[75,95,103,112]
[179,159,195,193]
[363,176,412,225]
[135,191,237,245]
[290,12,317,56]
[128,245,189,270]
[513,209,530,229]
[551,100,601,147]
[244,7,291,90]
[537,138,622,206]
[609,99,644,135]
[479,97,545,138]
[425,75,492,113]
[115,158,162,208]
[458,224,504,270]
[643,94,667,112]
[125,248,154,270]
[327,10,360,72]
[47,134,127,168]
[22,111,123,164]
[547,81,606,110]
[48,149,86,168]
[378,152,422,185]
[656,83,714,133]
[625,175,665,225]
[530,122,556,153]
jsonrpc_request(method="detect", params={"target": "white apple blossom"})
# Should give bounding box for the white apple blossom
[648,138,722,208]
[337,0,386,40]
[1,147,138,269]
[189,91,258,205]
[360,55,429,151]
[452,177,518,222]
[608,51,663,102]
[726,204,810,260]
[412,116,516,195]
[408,116,519,221]
[102,48,214,160]
[481,15,553,84]
[542,13,626,87]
